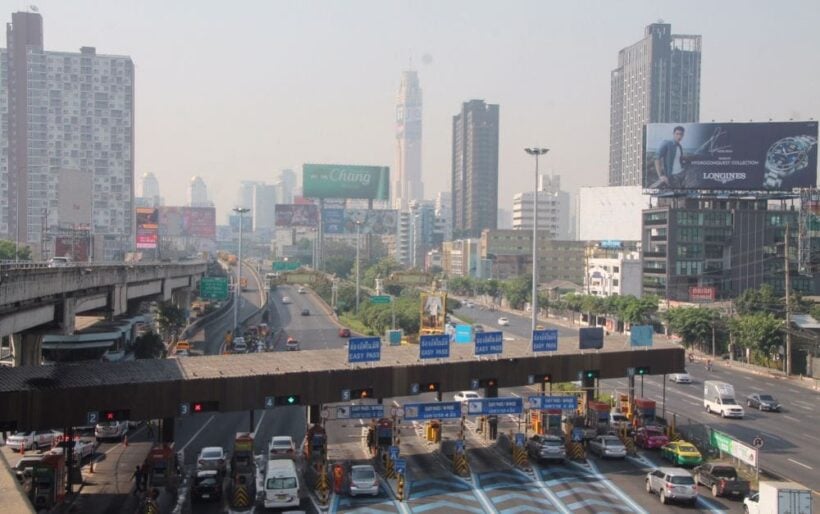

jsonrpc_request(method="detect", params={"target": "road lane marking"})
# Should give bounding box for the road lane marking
[178,415,215,452]
[468,471,500,513]
[253,410,267,433]
[788,458,813,470]
[576,460,649,514]
[530,463,573,514]
[783,414,801,423]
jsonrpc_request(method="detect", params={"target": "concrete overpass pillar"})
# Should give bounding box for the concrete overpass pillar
[109,284,127,319]
[57,297,76,335]
[11,333,43,366]
[172,287,191,313]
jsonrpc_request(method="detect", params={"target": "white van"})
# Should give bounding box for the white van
[264,459,300,509]
[704,380,744,418]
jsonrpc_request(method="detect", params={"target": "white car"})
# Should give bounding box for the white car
[669,372,692,384]
[588,435,627,459]
[453,391,482,403]
[297,287,306,294]
[197,446,227,475]
[47,256,73,268]
[498,317,510,326]
[281,296,292,304]
[269,436,296,459]
[349,464,379,497]
[49,438,97,461]
[7,430,62,452]
[95,421,128,441]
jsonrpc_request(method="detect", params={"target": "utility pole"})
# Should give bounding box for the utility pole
[524,147,549,336]
[785,224,792,376]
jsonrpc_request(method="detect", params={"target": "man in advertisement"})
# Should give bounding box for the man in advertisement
[651,126,688,188]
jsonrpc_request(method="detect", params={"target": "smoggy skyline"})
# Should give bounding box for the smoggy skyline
[14,0,820,221]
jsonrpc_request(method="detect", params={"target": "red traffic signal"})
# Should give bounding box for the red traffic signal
[424,382,440,392]
[191,401,218,413]
[351,388,374,399]
[101,409,130,422]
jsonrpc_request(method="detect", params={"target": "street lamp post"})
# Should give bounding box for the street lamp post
[355,220,362,313]
[524,147,549,336]
[232,207,250,332]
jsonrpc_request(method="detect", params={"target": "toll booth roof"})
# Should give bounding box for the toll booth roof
[0,334,680,393]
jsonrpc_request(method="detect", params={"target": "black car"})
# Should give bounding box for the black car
[746,393,780,411]
[301,308,310,316]
[191,470,222,502]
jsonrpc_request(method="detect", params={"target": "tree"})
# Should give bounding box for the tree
[501,274,531,310]
[729,312,783,359]
[133,331,165,359]
[665,307,718,350]
[0,240,31,260]
[363,257,403,288]
[618,295,659,325]
[153,301,187,338]
[735,284,781,317]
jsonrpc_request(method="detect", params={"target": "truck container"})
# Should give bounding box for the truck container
[757,481,812,514]
[703,380,744,418]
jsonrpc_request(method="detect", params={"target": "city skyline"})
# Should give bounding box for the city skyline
[2,1,819,224]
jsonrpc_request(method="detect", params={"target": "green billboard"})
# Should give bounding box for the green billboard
[303,164,390,201]
[200,276,229,300]
[273,261,301,272]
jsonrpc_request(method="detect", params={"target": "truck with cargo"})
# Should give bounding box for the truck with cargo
[743,480,812,514]
[703,380,744,418]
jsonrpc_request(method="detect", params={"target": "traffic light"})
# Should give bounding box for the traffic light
[101,409,131,421]
[424,382,440,393]
[635,366,650,376]
[351,388,374,400]
[479,378,497,388]
[275,395,301,406]
[191,401,219,413]
[582,370,600,380]
[537,374,552,383]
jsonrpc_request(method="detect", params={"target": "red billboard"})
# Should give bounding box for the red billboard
[136,207,159,249]
[275,204,319,227]
[689,286,716,302]
[54,236,91,261]
[159,207,216,238]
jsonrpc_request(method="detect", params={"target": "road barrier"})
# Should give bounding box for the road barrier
[397,474,405,501]
[315,467,329,504]
[567,441,585,461]
[453,451,470,476]
[231,484,250,508]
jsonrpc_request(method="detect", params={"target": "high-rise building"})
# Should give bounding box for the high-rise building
[237,181,262,210]
[252,183,278,232]
[434,191,452,242]
[278,169,297,204]
[609,23,701,186]
[394,70,423,210]
[452,100,499,238]
[140,173,159,201]
[512,175,570,238]
[1,11,135,252]
[187,176,211,207]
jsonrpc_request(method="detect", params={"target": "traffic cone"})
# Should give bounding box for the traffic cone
[89,458,95,474]
[123,435,128,447]
[20,441,24,455]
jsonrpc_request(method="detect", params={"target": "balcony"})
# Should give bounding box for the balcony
[643,267,667,275]
[643,251,666,258]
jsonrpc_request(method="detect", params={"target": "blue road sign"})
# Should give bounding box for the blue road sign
[455,324,473,344]
[264,396,275,409]
[409,383,420,395]
[475,331,503,355]
[533,329,558,352]
[420,334,450,359]
[394,458,406,475]
[341,389,351,401]
[179,403,190,416]
[455,440,465,454]
[403,402,462,420]
[389,445,400,460]
[470,378,480,390]
[572,427,585,442]
[348,337,381,363]
[466,397,523,416]
[528,395,578,411]
[515,433,526,447]
[86,411,99,425]
[630,325,654,347]
[350,404,384,419]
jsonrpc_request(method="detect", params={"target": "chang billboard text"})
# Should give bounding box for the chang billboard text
[643,121,818,191]
[303,164,390,201]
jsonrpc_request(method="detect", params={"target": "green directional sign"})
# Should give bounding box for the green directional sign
[370,295,391,304]
[273,261,301,272]
[200,276,229,300]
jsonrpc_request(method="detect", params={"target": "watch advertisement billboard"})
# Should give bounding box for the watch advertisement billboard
[643,121,818,191]
[303,164,390,200]
[275,204,319,228]
[322,209,398,235]
[158,207,216,238]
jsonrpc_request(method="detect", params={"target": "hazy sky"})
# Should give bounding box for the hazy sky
[16,0,820,222]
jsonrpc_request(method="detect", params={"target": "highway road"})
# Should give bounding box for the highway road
[457,302,820,494]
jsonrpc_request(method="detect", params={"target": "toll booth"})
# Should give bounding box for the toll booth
[530,409,562,435]
[618,393,630,416]
[31,453,65,510]
[586,401,611,434]
[145,444,181,490]
[304,424,326,460]
[633,398,657,426]
[376,418,393,448]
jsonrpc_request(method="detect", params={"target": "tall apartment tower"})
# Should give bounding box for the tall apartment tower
[1,11,135,250]
[452,100,499,238]
[394,70,423,210]
[609,23,701,186]
[188,176,211,207]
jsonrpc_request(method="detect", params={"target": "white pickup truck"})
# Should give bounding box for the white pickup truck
[704,380,744,418]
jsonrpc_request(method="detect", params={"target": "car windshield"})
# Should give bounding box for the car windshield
[670,476,695,485]
[352,468,375,480]
[98,422,117,427]
[712,468,737,478]
[603,438,622,446]
[758,394,775,401]
[543,439,563,446]
[267,477,297,490]
[197,477,218,486]
[201,449,222,459]
[722,398,737,405]
[465,393,479,399]
[272,439,291,448]
[646,430,663,437]
[678,445,697,452]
